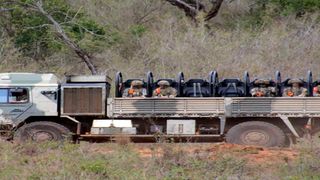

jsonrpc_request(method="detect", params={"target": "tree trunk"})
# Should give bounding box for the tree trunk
[205,0,224,21]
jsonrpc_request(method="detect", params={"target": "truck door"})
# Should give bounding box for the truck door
[0,87,32,123]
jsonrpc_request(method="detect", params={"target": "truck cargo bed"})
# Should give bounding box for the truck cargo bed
[108,97,320,118]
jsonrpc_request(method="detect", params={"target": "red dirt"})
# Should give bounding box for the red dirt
[88,143,299,165]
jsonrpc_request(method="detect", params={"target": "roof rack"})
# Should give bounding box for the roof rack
[66,75,112,84]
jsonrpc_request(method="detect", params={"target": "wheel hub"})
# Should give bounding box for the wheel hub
[31,131,54,142]
[243,131,269,145]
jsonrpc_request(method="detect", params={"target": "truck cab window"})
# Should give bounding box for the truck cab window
[0,89,8,103]
[9,88,28,103]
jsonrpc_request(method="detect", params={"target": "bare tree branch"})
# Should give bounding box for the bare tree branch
[165,0,224,22]
[25,24,51,30]
[136,6,161,24]
[65,22,106,38]
[166,0,204,19]
[34,0,98,75]
[0,8,14,12]
[205,0,224,21]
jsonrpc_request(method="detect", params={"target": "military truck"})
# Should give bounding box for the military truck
[0,71,319,147]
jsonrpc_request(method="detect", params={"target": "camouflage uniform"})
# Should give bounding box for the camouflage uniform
[122,80,147,98]
[153,80,177,98]
[283,79,307,97]
[250,79,276,97]
[313,85,320,97]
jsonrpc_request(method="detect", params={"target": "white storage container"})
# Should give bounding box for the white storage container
[90,119,136,135]
[92,120,133,128]
[166,120,196,135]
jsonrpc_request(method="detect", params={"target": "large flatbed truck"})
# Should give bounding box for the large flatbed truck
[0,72,319,147]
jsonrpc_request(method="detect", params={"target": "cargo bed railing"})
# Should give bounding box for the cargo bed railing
[108,97,320,118]
[108,98,225,117]
[228,97,320,117]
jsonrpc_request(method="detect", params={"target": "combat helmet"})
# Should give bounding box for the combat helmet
[158,80,170,86]
[253,79,271,85]
[131,80,143,87]
[288,78,303,85]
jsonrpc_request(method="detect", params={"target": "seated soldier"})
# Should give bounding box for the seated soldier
[153,80,177,98]
[250,79,276,97]
[283,79,307,97]
[17,93,28,103]
[122,80,146,98]
[313,85,320,97]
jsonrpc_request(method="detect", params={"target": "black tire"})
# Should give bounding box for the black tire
[243,71,250,97]
[177,72,185,97]
[147,71,154,97]
[209,71,218,96]
[14,121,71,142]
[226,121,286,147]
[275,71,281,96]
[307,70,313,96]
[115,72,123,97]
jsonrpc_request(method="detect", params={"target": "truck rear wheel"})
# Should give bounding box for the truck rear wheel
[14,121,71,142]
[226,121,286,147]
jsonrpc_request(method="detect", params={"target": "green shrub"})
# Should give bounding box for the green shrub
[130,24,147,37]
[81,160,108,175]
[269,0,320,16]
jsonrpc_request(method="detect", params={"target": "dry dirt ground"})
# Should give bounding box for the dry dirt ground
[88,142,299,166]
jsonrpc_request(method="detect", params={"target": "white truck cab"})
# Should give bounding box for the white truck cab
[0,73,59,126]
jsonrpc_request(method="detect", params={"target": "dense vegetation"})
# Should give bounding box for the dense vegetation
[0,0,319,78]
[1,1,320,179]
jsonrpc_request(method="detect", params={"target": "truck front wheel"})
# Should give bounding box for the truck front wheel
[226,121,286,147]
[14,121,71,142]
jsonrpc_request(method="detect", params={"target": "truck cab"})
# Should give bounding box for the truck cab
[0,73,59,127]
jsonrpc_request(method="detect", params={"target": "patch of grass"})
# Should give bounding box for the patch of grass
[0,140,319,179]
[279,138,320,179]
[0,141,250,179]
